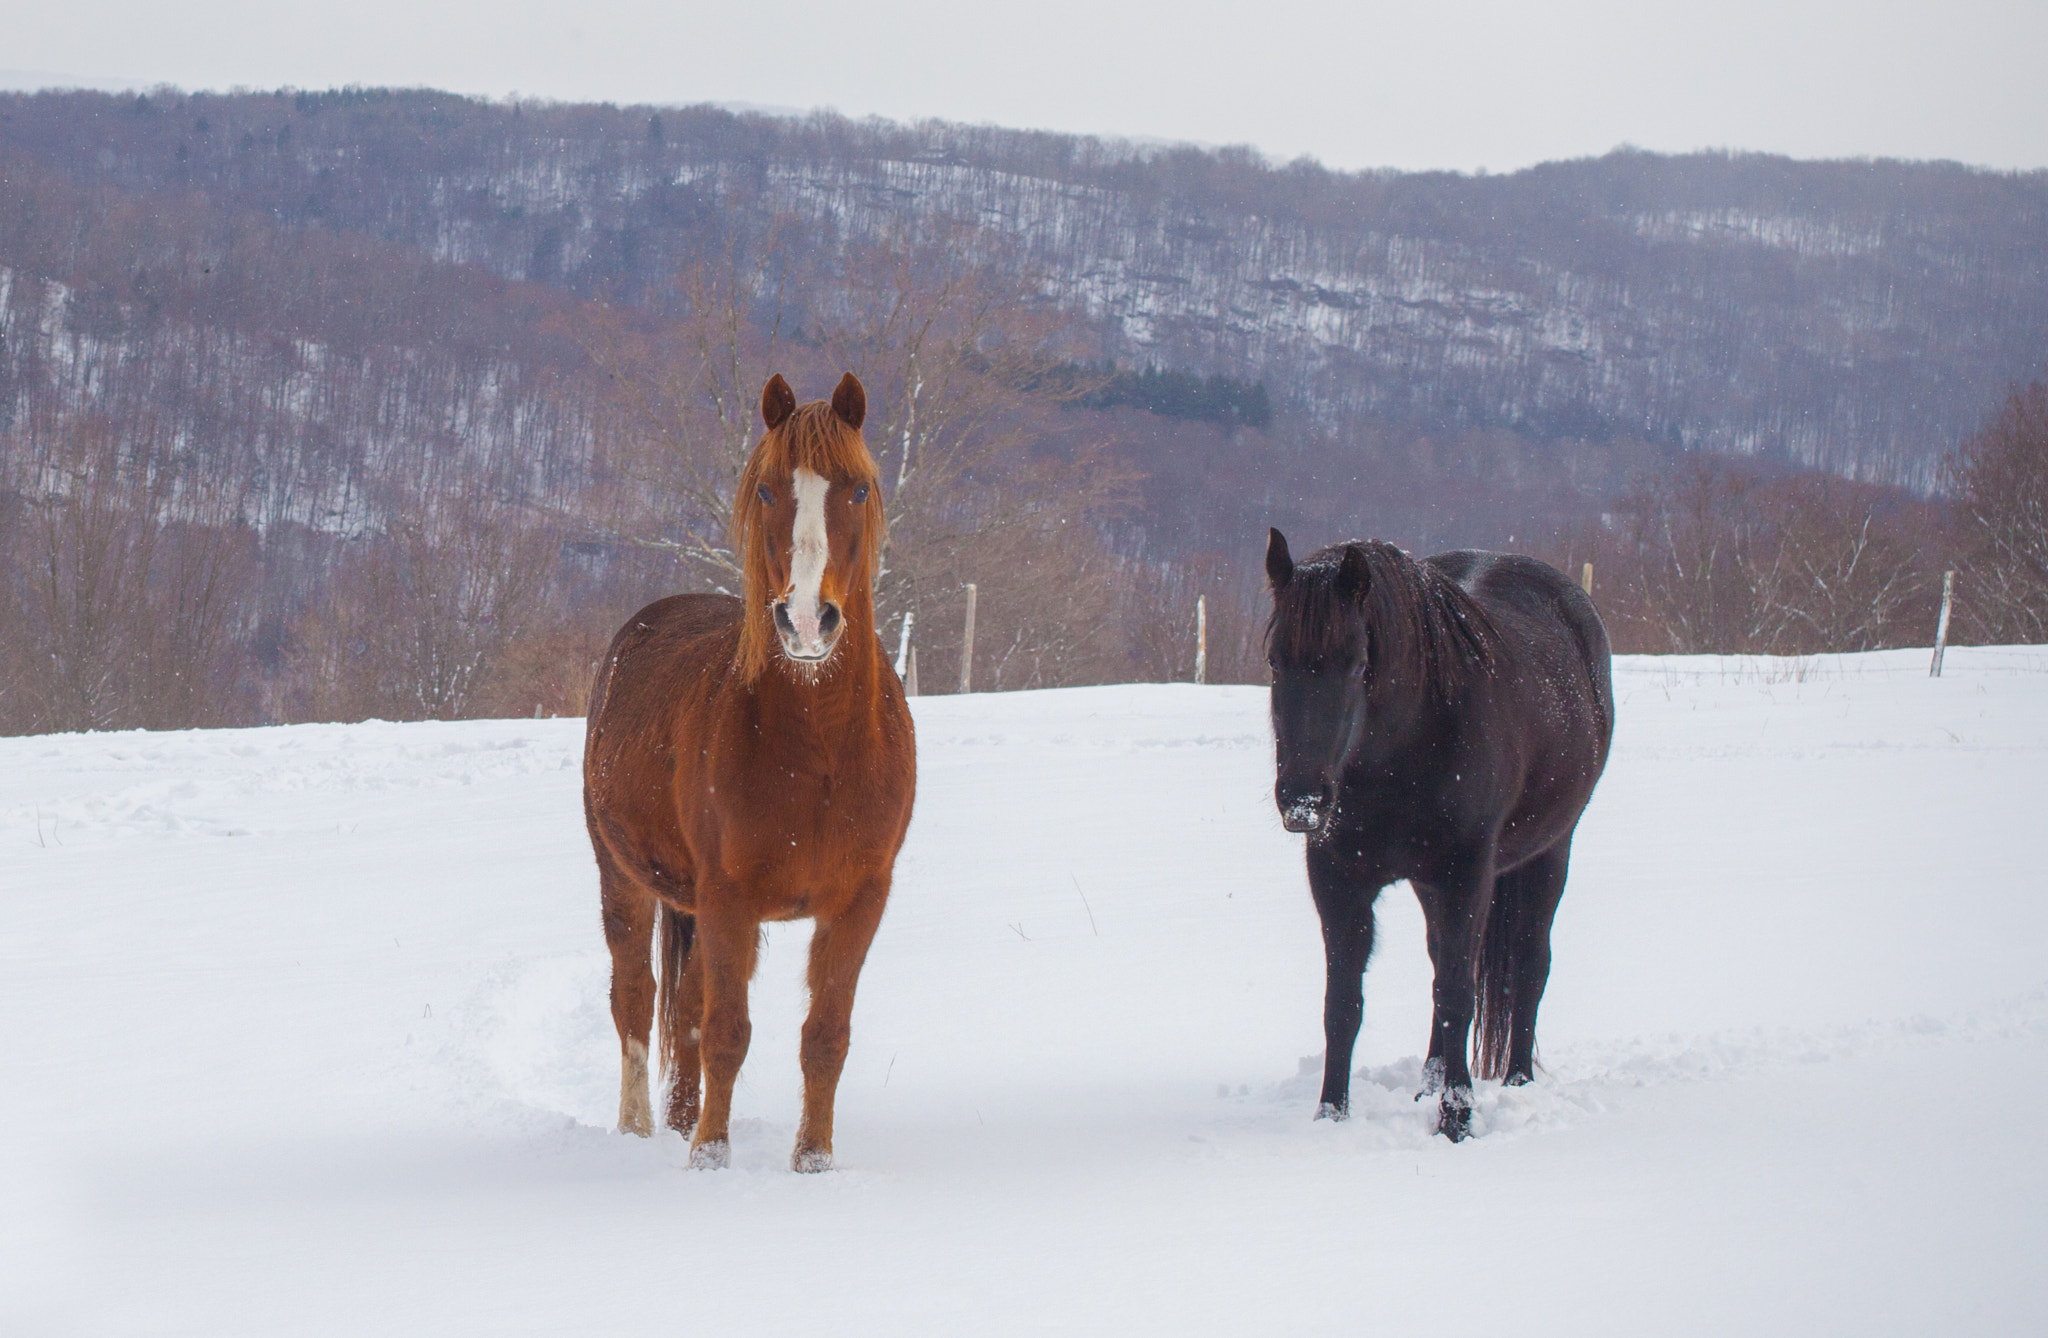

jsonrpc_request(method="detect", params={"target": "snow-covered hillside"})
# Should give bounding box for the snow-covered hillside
[12,92,2048,488]
[5,650,2046,1334]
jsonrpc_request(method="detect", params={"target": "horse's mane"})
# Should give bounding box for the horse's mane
[1268,541,1499,695]
[730,400,887,683]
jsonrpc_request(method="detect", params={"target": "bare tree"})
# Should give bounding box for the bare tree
[570,227,799,589]
[1118,553,1270,685]
[1951,381,2048,644]
[1603,458,1771,653]
[578,220,1129,689]
[1748,477,1924,653]
[0,414,259,734]
[295,483,559,721]
[11,417,164,731]
[1580,454,1939,655]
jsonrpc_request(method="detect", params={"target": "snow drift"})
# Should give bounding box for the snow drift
[3,649,2045,1334]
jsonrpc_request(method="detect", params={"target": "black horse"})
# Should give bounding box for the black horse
[1264,531,1613,1140]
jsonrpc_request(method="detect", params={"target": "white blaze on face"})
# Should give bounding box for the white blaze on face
[785,467,831,655]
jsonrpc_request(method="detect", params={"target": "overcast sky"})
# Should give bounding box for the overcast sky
[5,0,2044,173]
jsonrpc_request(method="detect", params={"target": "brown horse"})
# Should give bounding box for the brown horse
[583,372,916,1172]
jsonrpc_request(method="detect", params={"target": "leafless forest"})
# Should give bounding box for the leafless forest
[2,89,2045,734]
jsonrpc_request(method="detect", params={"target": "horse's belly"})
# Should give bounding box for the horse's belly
[1496,758,1602,868]
[721,848,878,922]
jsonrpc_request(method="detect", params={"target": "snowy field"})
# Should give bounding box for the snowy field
[5,647,2047,1335]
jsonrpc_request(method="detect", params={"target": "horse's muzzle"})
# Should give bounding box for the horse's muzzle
[773,599,844,662]
[1277,787,1335,837]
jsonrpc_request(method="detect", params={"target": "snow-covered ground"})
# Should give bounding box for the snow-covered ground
[5,648,2046,1335]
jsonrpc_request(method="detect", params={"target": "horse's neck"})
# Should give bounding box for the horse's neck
[1361,672,1434,763]
[756,601,887,719]
[1360,602,1453,761]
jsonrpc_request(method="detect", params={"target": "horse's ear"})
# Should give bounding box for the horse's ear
[1265,528,1294,590]
[830,372,866,430]
[1337,544,1372,601]
[761,374,797,431]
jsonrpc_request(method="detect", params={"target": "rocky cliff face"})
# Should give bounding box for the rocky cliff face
[5,89,2046,490]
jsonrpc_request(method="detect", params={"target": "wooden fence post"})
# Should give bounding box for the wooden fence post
[1195,595,1208,685]
[958,583,977,694]
[1929,570,1954,677]
[1581,562,1594,597]
[894,610,914,677]
[906,647,919,697]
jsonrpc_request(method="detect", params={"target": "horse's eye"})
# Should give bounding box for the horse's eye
[851,483,870,504]
[756,484,774,505]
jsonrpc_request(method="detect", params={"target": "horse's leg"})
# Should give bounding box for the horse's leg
[661,909,705,1135]
[792,881,890,1171]
[600,866,657,1137]
[1412,855,1494,1142]
[1500,841,1571,1086]
[688,892,759,1169]
[1308,845,1380,1120]
[1415,880,1447,1098]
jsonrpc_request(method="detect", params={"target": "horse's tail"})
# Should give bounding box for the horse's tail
[654,904,696,1087]
[1472,857,1551,1081]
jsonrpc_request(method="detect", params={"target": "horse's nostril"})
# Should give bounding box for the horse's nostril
[773,602,795,634]
[819,603,842,635]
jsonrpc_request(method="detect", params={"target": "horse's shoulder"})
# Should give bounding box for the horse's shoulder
[589,594,742,726]
[623,592,743,638]
[601,594,742,669]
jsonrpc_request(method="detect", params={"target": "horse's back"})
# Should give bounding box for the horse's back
[1428,550,1614,747]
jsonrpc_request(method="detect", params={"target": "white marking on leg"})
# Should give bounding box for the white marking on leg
[782,468,831,657]
[620,1038,652,1137]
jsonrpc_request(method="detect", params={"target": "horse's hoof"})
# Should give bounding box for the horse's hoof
[1418,1056,1446,1098]
[1502,1070,1532,1088]
[1314,1101,1349,1122]
[688,1138,731,1170]
[791,1147,833,1173]
[619,1117,652,1138]
[1435,1091,1473,1142]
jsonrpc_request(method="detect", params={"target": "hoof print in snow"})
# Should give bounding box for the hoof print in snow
[689,1138,731,1170]
[791,1148,833,1173]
